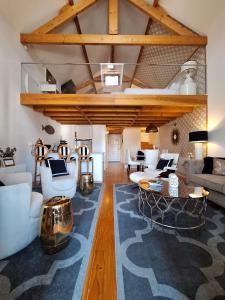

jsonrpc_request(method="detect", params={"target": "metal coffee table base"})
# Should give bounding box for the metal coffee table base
[138,188,208,230]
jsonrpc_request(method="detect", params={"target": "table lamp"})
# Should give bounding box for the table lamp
[189,131,208,159]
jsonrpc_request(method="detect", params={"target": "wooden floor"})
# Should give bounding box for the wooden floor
[82,162,129,300]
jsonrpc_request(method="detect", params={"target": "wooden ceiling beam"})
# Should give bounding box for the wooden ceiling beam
[76,79,94,91]
[109,0,118,35]
[73,16,97,94]
[20,34,207,46]
[35,106,141,112]
[50,116,176,121]
[75,106,92,124]
[21,93,207,107]
[132,78,149,88]
[127,0,196,36]
[32,0,97,34]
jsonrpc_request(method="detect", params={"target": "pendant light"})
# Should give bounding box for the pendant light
[145,123,158,133]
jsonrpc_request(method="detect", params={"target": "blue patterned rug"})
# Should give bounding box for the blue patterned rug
[114,184,225,300]
[0,184,102,300]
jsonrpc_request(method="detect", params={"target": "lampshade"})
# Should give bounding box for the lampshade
[189,131,208,143]
[145,123,158,133]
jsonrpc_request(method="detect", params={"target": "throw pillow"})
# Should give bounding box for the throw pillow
[45,157,54,167]
[158,169,175,178]
[136,150,145,161]
[168,159,174,167]
[202,156,213,174]
[212,158,225,175]
[156,159,170,170]
[202,156,225,174]
[48,159,69,177]
[0,181,5,186]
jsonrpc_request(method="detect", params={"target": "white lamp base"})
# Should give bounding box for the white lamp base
[194,143,203,160]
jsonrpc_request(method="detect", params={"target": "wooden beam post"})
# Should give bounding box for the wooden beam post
[109,0,118,35]
[110,46,115,63]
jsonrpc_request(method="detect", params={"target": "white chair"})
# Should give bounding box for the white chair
[143,149,159,168]
[40,161,78,199]
[126,149,141,173]
[144,152,179,176]
[159,153,180,171]
[0,172,43,259]
[130,153,179,184]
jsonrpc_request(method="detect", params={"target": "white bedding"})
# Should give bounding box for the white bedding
[124,88,178,95]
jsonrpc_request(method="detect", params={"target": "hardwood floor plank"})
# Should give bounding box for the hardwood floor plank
[82,163,129,300]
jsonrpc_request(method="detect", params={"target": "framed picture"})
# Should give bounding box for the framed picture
[2,157,15,167]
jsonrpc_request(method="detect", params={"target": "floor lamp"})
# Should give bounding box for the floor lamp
[189,131,208,159]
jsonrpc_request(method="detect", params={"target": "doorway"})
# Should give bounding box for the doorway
[107,134,122,162]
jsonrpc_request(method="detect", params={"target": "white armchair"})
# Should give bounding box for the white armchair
[0,172,43,260]
[40,161,78,199]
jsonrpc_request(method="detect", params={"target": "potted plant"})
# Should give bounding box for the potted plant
[0,147,16,167]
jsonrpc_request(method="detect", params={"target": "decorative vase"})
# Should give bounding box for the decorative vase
[79,173,94,195]
[169,173,179,188]
[169,186,179,197]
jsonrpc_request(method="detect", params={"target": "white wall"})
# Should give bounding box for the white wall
[92,125,106,153]
[207,8,225,156]
[60,125,75,150]
[60,124,106,154]
[0,13,61,173]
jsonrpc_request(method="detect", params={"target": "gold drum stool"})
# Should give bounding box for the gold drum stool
[79,173,94,195]
[40,196,74,254]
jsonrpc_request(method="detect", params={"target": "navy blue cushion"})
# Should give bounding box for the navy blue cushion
[156,159,170,170]
[48,159,69,177]
[45,157,54,167]
[168,159,174,167]
[136,150,145,160]
[0,181,5,186]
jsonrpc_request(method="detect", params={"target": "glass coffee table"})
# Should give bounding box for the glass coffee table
[138,178,209,230]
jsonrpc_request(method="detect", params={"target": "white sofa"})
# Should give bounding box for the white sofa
[0,172,43,259]
[40,161,78,200]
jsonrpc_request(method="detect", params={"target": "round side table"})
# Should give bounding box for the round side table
[40,196,74,254]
